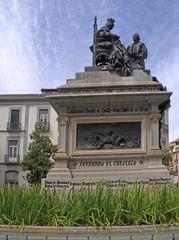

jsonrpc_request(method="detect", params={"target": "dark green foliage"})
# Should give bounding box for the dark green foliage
[162,152,172,168]
[21,126,57,184]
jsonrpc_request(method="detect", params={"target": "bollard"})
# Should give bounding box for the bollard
[5,235,8,240]
[130,236,133,240]
[45,236,48,240]
[151,234,154,240]
[109,236,111,240]
[87,236,90,240]
[172,233,175,240]
[25,236,28,240]
[66,236,68,240]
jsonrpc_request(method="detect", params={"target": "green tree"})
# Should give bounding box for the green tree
[162,152,172,168]
[21,126,58,184]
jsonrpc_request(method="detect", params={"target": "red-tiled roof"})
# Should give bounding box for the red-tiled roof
[170,138,179,144]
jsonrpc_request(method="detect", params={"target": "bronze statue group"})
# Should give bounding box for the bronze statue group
[91,18,148,76]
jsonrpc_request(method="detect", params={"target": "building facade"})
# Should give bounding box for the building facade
[170,138,179,183]
[0,94,58,186]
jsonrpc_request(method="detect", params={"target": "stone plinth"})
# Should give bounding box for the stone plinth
[41,68,173,188]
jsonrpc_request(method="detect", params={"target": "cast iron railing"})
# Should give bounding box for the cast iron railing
[7,122,21,131]
[4,154,20,164]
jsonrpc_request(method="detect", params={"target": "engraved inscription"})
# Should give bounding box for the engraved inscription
[44,177,172,189]
[68,105,150,115]
[71,159,139,168]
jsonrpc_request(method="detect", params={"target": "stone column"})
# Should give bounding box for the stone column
[150,113,161,150]
[57,116,68,153]
[50,116,70,175]
[42,115,71,182]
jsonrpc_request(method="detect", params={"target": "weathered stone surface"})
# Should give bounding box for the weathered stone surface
[42,67,173,187]
[1,224,179,235]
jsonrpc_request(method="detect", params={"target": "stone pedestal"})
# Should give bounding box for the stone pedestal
[42,68,173,188]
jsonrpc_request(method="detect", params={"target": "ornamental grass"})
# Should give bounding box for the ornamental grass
[0,184,178,226]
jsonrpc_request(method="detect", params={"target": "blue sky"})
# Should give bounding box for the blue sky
[0,0,179,141]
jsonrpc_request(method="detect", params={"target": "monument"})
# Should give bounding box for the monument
[42,17,172,188]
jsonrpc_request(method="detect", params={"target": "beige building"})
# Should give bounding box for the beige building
[0,94,58,186]
[170,138,179,183]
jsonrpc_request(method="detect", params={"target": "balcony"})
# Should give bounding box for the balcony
[7,122,21,132]
[35,121,50,132]
[4,155,20,165]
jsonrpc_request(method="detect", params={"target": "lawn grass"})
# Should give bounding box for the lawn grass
[0,184,178,226]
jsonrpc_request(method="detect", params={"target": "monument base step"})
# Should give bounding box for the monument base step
[42,167,174,189]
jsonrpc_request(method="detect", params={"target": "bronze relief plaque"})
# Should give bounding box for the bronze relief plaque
[76,122,141,150]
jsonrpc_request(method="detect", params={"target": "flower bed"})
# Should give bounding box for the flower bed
[0,184,178,226]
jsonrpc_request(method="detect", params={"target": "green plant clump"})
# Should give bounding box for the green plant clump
[0,184,178,226]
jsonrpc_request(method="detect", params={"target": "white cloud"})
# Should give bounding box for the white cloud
[0,0,40,93]
[0,0,179,143]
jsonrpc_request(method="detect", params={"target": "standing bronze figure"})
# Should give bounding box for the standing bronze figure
[126,33,148,70]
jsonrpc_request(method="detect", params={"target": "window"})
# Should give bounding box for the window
[7,109,21,130]
[11,109,19,123]
[6,140,19,163]
[174,147,179,152]
[39,109,48,122]
[5,171,19,185]
[36,109,50,131]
